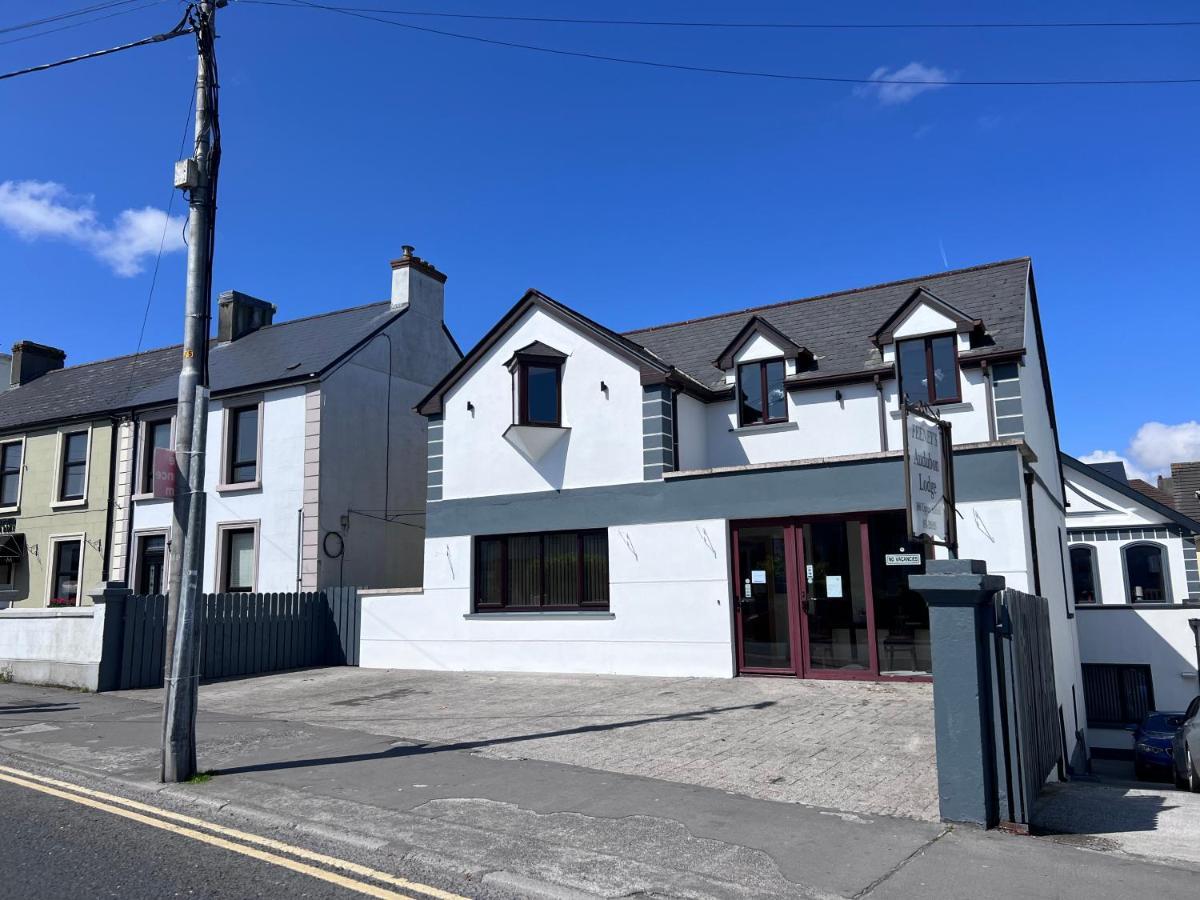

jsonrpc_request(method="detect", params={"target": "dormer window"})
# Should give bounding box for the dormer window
[897,335,960,406]
[507,341,568,429]
[519,361,562,426]
[738,359,787,426]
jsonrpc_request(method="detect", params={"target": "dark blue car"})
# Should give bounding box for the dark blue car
[1132,711,1186,780]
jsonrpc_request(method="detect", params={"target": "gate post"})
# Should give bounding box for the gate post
[89,581,131,693]
[909,559,1005,828]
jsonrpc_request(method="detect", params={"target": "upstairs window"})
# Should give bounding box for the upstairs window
[0,440,22,509]
[58,431,89,502]
[1069,546,1099,604]
[223,402,261,487]
[519,360,562,427]
[737,359,787,426]
[898,335,960,406]
[1125,543,1167,603]
[138,419,172,494]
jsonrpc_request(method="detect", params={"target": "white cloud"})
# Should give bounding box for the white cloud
[0,180,185,277]
[1080,421,1200,482]
[855,62,951,106]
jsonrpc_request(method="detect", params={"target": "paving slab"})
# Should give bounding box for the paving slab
[115,666,940,821]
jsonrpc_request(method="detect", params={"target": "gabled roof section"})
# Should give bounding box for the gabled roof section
[713,315,808,370]
[0,300,407,434]
[504,340,568,371]
[870,286,983,347]
[1061,453,1200,535]
[417,289,713,417]
[624,258,1029,392]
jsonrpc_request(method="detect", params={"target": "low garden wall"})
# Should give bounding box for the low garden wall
[0,605,107,690]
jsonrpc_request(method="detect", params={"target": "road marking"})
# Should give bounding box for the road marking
[0,765,469,900]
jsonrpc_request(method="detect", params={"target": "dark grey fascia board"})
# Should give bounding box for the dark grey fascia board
[1061,452,1200,535]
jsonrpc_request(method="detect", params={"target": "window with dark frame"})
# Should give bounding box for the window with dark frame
[139,419,172,494]
[1124,543,1168,603]
[518,360,562,426]
[897,334,960,406]
[136,534,167,595]
[226,405,259,484]
[737,359,787,427]
[474,529,609,611]
[220,527,256,593]
[50,539,82,606]
[1069,546,1099,604]
[0,559,13,589]
[58,431,88,501]
[1082,663,1155,727]
[0,441,21,508]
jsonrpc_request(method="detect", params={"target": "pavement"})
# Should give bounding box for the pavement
[116,666,940,821]
[1,671,1200,898]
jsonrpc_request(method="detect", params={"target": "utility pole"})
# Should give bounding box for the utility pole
[162,0,222,783]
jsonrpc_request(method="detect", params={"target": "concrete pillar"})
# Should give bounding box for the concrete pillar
[909,559,1005,827]
[89,582,130,693]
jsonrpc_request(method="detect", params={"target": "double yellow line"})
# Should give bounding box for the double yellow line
[0,764,469,900]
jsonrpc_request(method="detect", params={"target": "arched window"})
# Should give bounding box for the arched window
[1069,545,1100,605]
[1124,543,1168,604]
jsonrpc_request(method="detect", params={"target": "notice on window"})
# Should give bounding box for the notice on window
[751,570,767,584]
[825,575,843,598]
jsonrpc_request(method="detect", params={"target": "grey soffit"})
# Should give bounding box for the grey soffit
[426,443,1024,537]
[0,301,402,433]
[624,258,1031,392]
[1061,452,1200,536]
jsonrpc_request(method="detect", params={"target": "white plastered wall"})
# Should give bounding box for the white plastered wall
[360,519,736,677]
[440,308,646,499]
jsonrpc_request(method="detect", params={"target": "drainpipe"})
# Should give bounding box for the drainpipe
[874,375,888,452]
[1190,619,1200,678]
[982,360,997,442]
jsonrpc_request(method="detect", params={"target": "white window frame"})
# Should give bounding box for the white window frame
[130,528,170,596]
[217,395,264,493]
[132,415,176,499]
[51,426,92,509]
[0,436,26,514]
[214,520,260,593]
[45,532,86,607]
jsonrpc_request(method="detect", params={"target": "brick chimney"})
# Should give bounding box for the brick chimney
[389,245,446,320]
[10,341,66,386]
[0,352,10,391]
[217,291,276,343]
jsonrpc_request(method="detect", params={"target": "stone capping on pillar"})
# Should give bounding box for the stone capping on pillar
[89,581,131,693]
[908,559,1006,829]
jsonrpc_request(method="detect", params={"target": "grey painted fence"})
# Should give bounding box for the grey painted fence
[992,587,1061,829]
[113,588,360,691]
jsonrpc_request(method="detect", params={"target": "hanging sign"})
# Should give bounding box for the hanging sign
[152,447,177,500]
[902,404,957,552]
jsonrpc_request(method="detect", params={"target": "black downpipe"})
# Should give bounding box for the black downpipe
[1024,471,1042,596]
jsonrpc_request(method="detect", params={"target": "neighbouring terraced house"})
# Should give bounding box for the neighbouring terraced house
[360,256,1088,770]
[0,248,459,608]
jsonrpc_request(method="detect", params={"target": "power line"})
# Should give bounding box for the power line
[0,10,191,81]
[235,1,1200,31]
[246,0,1200,87]
[0,0,168,49]
[0,0,143,35]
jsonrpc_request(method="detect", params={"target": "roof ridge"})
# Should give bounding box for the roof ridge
[622,257,1031,337]
[10,299,394,380]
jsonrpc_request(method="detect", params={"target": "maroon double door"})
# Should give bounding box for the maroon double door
[731,513,931,680]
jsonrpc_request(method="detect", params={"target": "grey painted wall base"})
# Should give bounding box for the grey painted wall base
[0,658,99,691]
[910,559,1006,828]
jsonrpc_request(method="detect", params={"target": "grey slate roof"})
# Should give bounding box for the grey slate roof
[0,301,399,434]
[623,258,1031,391]
[1170,462,1200,523]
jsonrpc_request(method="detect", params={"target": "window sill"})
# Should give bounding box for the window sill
[464,610,615,620]
[729,421,798,435]
[131,492,169,503]
[889,402,972,419]
[50,499,87,510]
[216,481,262,494]
[0,505,19,516]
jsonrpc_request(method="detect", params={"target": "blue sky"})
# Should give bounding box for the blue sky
[1,0,1198,476]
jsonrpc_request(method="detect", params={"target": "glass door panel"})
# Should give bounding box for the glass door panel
[801,521,871,672]
[736,526,794,671]
[867,512,932,675]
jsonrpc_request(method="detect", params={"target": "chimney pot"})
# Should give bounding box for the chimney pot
[402,245,414,259]
[10,341,66,387]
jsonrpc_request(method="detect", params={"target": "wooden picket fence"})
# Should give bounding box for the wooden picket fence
[115,587,360,691]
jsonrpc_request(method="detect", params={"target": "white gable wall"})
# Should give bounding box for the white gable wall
[441,308,645,499]
[890,302,959,340]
